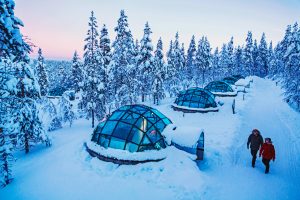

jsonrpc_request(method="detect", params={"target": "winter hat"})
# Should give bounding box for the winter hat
[265,138,272,143]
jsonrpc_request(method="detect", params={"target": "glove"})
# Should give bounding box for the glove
[247,145,249,149]
[259,154,261,157]
[273,158,275,162]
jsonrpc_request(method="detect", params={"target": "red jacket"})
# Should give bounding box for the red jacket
[259,143,276,160]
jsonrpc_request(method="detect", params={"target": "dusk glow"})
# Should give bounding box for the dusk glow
[15,0,300,60]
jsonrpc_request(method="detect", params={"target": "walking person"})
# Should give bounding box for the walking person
[247,129,263,167]
[259,138,276,174]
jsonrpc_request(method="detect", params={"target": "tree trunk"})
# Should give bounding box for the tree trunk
[92,109,95,128]
[25,132,29,154]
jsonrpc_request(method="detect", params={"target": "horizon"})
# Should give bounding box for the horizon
[15,0,300,61]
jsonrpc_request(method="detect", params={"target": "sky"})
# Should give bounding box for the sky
[14,0,300,60]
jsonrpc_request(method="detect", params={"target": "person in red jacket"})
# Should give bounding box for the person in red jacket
[259,138,276,174]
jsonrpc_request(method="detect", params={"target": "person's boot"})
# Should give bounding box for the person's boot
[265,169,269,174]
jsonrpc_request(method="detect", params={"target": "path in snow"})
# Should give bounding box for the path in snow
[203,78,300,200]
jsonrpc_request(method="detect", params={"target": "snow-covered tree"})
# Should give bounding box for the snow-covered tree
[227,37,234,76]
[234,45,243,76]
[99,24,111,107]
[70,51,83,93]
[137,22,155,102]
[58,96,75,127]
[282,22,300,109]
[211,47,221,80]
[257,33,269,77]
[243,31,254,76]
[35,48,49,96]
[195,36,211,86]
[81,11,105,127]
[0,0,30,62]
[186,35,197,84]
[110,10,136,108]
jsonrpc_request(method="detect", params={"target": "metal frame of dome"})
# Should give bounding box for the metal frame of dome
[172,87,218,113]
[204,81,237,97]
[232,75,245,80]
[90,104,172,154]
[222,76,239,85]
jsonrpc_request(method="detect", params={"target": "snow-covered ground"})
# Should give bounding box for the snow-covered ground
[1,77,300,200]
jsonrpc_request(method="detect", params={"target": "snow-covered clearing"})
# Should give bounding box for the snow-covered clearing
[1,77,300,200]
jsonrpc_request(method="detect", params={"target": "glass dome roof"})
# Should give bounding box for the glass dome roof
[91,104,172,153]
[174,88,217,109]
[232,75,244,80]
[204,81,234,93]
[222,76,239,85]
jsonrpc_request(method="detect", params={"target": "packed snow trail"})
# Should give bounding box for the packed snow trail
[202,78,300,200]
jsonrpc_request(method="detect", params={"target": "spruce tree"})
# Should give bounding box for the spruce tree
[186,35,197,85]
[110,10,136,108]
[243,31,254,76]
[257,33,269,77]
[227,37,234,76]
[35,48,49,96]
[81,11,105,128]
[195,37,211,86]
[137,22,155,102]
[70,51,83,93]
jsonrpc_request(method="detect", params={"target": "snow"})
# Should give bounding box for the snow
[171,103,219,112]
[85,140,168,161]
[1,77,300,200]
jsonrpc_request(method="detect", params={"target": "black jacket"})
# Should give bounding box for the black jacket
[247,133,263,150]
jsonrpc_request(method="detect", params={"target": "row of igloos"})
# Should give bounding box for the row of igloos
[85,75,249,165]
[172,75,250,113]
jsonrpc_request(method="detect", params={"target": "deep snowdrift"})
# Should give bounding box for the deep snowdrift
[1,77,300,200]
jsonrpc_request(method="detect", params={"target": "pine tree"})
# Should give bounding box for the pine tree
[227,37,234,76]
[99,24,111,107]
[243,31,254,76]
[35,48,49,96]
[81,11,105,128]
[211,47,221,80]
[110,10,136,108]
[152,37,166,105]
[0,0,50,186]
[186,35,197,85]
[233,45,244,76]
[58,95,75,127]
[257,33,269,77]
[137,22,155,102]
[70,51,83,93]
[0,0,30,62]
[252,39,259,76]
[283,22,300,109]
[195,36,211,86]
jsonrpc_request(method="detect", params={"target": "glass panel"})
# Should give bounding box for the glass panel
[147,127,162,143]
[99,135,110,148]
[141,135,151,145]
[112,122,132,140]
[109,111,125,120]
[125,142,138,152]
[127,127,144,144]
[109,137,125,150]
[101,121,118,135]
[182,101,189,107]
[190,102,199,108]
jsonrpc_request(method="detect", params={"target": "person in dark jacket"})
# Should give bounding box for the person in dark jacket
[247,129,263,167]
[259,138,275,174]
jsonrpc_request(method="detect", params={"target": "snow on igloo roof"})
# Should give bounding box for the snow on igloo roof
[204,81,234,93]
[174,87,217,109]
[91,104,172,153]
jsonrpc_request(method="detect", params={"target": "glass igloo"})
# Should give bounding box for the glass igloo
[90,104,172,153]
[172,88,218,113]
[204,81,237,97]
[222,76,239,85]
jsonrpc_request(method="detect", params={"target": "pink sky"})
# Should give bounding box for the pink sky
[15,0,300,60]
